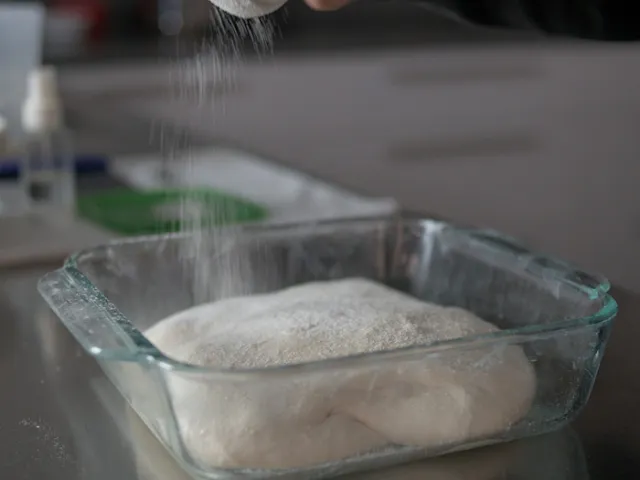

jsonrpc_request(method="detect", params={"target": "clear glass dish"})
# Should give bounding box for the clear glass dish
[38,217,617,479]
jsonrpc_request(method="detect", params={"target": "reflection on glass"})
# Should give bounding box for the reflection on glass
[36,298,589,480]
[111,375,587,480]
[345,427,588,480]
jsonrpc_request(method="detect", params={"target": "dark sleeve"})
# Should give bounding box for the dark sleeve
[456,0,639,41]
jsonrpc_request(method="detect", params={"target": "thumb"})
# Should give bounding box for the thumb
[304,0,351,11]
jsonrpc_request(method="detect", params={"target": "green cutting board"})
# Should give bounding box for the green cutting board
[77,188,268,236]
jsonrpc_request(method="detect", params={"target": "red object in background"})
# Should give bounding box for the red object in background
[52,0,108,42]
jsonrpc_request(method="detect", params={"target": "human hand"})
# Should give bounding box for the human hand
[304,0,351,11]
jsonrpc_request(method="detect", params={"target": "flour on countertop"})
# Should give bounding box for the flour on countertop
[145,278,536,470]
[19,419,72,464]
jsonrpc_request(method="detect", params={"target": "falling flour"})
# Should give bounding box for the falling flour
[146,278,536,470]
[163,11,278,305]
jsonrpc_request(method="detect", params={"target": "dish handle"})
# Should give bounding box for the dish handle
[38,268,152,361]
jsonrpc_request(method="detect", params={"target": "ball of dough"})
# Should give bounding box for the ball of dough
[163,375,388,468]
[146,278,536,470]
[343,343,535,448]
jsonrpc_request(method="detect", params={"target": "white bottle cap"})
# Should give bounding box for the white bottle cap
[21,66,64,133]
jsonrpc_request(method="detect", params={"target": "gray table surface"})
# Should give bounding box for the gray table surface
[2,257,640,480]
[1,151,638,480]
[1,219,639,479]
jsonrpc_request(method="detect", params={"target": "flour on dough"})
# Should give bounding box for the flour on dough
[145,278,536,470]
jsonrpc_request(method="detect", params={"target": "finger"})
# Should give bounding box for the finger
[304,0,351,11]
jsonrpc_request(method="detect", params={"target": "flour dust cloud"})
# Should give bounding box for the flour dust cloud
[154,7,280,304]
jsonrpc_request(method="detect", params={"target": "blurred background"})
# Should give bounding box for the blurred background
[1,0,640,291]
[12,0,537,62]
[2,3,640,479]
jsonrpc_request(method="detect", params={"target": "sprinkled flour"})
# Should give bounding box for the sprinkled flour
[146,278,536,470]
[148,277,497,368]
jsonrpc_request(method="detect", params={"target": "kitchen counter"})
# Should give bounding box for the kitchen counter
[1,158,639,480]
[3,43,640,478]
[1,255,639,479]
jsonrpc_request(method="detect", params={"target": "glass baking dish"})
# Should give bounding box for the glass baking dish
[38,217,617,479]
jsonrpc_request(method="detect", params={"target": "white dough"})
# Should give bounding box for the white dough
[207,0,287,18]
[145,278,536,470]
